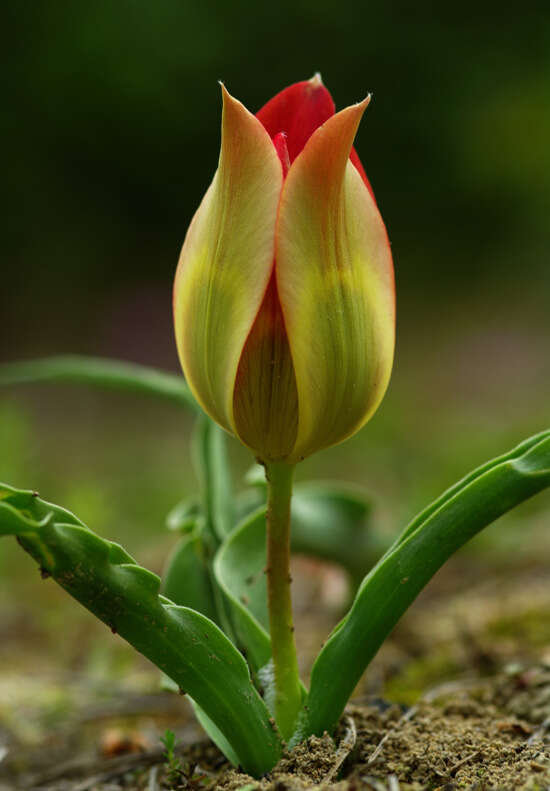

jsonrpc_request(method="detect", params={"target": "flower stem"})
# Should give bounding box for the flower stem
[264,460,301,741]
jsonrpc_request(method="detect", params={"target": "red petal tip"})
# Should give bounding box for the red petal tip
[256,78,335,163]
[309,72,324,88]
[272,132,291,178]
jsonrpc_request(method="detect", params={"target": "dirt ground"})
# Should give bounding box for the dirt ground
[1,558,550,790]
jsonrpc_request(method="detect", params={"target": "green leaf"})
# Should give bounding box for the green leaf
[159,417,237,637]
[290,483,374,582]
[190,699,241,767]
[193,416,234,542]
[0,484,281,775]
[0,356,199,412]
[235,486,265,524]
[188,416,237,638]
[299,430,550,742]
[214,508,272,673]
[244,464,267,488]
[394,430,550,549]
[165,498,203,533]
[161,530,218,623]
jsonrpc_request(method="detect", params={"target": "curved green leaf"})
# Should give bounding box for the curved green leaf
[214,508,272,672]
[244,464,267,488]
[393,430,550,548]
[165,498,203,533]
[188,416,237,638]
[290,483,373,581]
[0,356,199,412]
[161,530,218,624]
[190,699,241,767]
[161,417,237,636]
[0,484,281,775]
[299,430,550,742]
[193,416,234,542]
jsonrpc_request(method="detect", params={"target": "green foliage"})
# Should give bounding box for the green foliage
[162,408,376,651]
[161,729,182,786]
[299,430,550,740]
[162,530,218,624]
[192,416,235,542]
[160,728,211,789]
[2,356,550,776]
[237,469,376,587]
[214,508,271,673]
[0,356,199,412]
[0,483,281,776]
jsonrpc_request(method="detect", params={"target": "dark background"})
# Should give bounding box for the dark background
[3,1,549,363]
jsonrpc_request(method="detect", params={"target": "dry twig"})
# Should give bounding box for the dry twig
[448,750,481,775]
[322,715,357,783]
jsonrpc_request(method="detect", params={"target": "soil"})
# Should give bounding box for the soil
[1,561,550,790]
[218,668,550,791]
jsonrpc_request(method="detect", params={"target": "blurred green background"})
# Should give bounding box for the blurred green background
[1,0,549,690]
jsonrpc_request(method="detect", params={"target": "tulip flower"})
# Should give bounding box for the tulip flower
[174,78,395,736]
[173,75,395,465]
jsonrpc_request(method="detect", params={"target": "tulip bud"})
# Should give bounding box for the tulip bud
[173,76,395,463]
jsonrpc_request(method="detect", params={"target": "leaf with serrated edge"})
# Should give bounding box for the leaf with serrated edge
[161,531,218,624]
[0,484,281,775]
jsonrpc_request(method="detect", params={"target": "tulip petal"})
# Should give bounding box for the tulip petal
[257,75,376,200]
[232,274,298,461]
[256,74,335,163]
[350,147,376,202]
[276,100,395,462]
[174,86,283,432]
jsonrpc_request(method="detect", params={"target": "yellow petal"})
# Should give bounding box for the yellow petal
[173,86,283,433]
[276,99,395,461]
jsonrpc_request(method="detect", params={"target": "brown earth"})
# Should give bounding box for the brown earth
[1,561,550,790]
